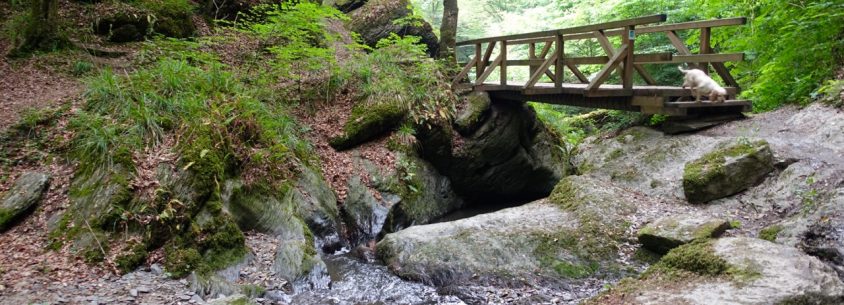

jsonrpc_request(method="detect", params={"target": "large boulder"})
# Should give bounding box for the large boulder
[638,213,733,254]
[93,5,195,43]
[377,175,639,286]
[591,237,844,304]
[0,172,50,231]
[682,140,775,203]
[348,0,439,57]
[419,92,568,203]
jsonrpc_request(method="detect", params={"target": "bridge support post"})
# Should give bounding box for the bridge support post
[699,27,711,75]
[622,25,635,90]
[529,43,537,78]
[475,43,482,81]
[555,34,564,88]
[500,40,508,85]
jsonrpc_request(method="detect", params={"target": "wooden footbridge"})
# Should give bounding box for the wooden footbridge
[451,14,752,117]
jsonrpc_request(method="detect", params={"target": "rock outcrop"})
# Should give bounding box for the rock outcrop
[377,175,641,286]
[638,213,732,254]
[0,172,50,231]
[682,140,775,203]
[348,0,439,57]
[419,92,568,203]
[592,237,844,304]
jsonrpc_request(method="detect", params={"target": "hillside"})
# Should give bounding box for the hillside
[1,0,843,304]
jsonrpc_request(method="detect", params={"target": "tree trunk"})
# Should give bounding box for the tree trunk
[9,0,65,57]
[437,0,458,62]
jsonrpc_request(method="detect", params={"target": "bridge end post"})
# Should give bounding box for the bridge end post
[555,33,564,89]
[622,25,635,90]
[475,43,482,80]
[500,40,508,85]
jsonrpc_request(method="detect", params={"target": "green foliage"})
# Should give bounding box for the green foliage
[337,33,456,148]
[134,0,197,17]
[72,56,313,181]
[72,60,94,76]
[237,3,346,89]
[690,0,844,111]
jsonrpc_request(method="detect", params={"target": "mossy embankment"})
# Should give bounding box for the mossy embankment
[44,3,351,283]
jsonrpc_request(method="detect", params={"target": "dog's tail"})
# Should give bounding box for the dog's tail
[678,66,688,73]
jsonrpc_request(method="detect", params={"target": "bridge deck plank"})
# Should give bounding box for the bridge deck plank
[477,82,738,98]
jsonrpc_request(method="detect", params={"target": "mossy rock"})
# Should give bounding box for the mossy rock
[638,214,733,254]
[348,0,439,57]
[454,92,492,136]
[0,172,50,231]
[329,101,406,151]
[164,208,248,278]
[591,237,844,304]
[682,140,774,204]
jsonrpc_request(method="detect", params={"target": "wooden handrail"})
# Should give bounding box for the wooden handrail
[452,16,747,93]
[503,17,747,46]
[456,14,666,46]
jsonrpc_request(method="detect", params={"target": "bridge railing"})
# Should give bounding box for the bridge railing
[452,15,747,95]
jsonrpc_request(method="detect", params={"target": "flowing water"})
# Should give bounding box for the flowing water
[288,253,465,305]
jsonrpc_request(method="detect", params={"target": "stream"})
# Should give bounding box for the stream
[288,253,465,305]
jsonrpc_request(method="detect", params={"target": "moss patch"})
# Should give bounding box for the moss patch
[759,225,783,242]
[652,240,761,282]
[655,240,729,276]
[692,220,733,240]
[0,208,15,231]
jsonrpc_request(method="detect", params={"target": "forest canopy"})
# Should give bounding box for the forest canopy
[412,0,844,111]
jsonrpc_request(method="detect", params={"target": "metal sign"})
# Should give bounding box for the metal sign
[629,30,636,40]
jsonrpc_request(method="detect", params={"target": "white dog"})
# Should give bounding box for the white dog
[678,66,727,103]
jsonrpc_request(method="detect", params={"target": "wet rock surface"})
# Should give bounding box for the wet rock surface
[0,172,50,231]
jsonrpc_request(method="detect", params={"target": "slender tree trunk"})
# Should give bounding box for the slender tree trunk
[10,0,65,57]
[438,0,458,62]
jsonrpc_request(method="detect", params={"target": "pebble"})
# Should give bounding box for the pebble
[191,294,204,303]
[180,294,192,301]
[136,286,151,293]
[130,289,139,297]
